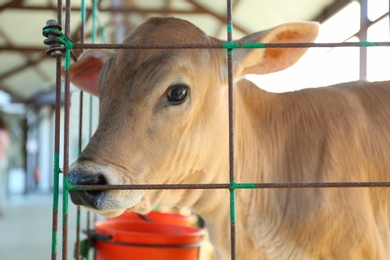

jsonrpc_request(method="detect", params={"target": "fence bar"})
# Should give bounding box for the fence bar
[74,0,87,258]
[50,0,63,258]
[72,41,390,50]
[51,44,62,260]
[70,181,390,191]
[87,2,100,259]
[225,0,237,259]
[61,0,72,259]
[359,0,368,79]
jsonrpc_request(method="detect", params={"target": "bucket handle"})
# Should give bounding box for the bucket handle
[89,229,202,249]
[87,230,112,241]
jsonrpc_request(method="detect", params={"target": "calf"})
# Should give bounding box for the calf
[68,17,390,259]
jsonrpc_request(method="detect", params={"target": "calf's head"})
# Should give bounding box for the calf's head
[68,17,318,217]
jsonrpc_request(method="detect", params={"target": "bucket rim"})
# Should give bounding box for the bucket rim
[93,231,203,249]
[94,219,205,237]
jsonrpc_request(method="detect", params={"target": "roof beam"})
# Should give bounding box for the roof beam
[187,0,250,35]
[1,5,207,14]
[0,53,47,81]
[0,0,25,11]
[0,46,46,52]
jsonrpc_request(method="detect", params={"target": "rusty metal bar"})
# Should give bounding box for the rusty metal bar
[50,0,63,258]
[71,181,390,191]
[61,0,72,259]
[7,26,390,53]
[226,0,236,259]
[74,0,86,258]
[72,41,390,50]
[359,0,368,80]
[227,0,234,191]
[75,207,81,260]
[51,52,61,260]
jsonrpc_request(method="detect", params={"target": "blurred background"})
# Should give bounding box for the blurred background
[0,0,389,259]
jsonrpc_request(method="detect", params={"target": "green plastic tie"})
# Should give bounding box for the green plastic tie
[64,176,91,191]
[92,0,98,44]
[227,23,233,34]
[81,0,86,23]
[51,153,60,256]
[52,153,60,214]
[359,41,377,47]
[242,43,266,49]
[100,25,107,43]
[63,176,70,221]
[42,28,74,51]
[222,42,239,49]
[64,176,77,191]
[51,230,58,255]
[229,181,259,224]
[230,188,236,224]
[78,239,91,258]
[222,42,268,49]
[43,27,74,70]
[231,181,258,189]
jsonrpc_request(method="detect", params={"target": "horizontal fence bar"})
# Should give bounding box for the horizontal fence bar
[72,41,390,50]
[69,181,390,191]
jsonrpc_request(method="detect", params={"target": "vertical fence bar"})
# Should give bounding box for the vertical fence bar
[74,0,87,258]
[88,1,100,258]
[89,0,99,148]
[62,0,72,259]
[51,0,63,259]
[75,206,81,260]
[226,0,236,259]
[51,41,62,260]
[359,0,368,80]
[92,0,98,44]
[92,0,100,201]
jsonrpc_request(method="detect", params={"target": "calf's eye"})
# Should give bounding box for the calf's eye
[167,84,189,105]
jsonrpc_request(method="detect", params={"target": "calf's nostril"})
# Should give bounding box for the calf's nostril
[68,172,108,208]
[75,173,108,185]
[85,174,108,196]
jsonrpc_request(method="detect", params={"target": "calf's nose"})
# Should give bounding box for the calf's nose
[68,170,108,209]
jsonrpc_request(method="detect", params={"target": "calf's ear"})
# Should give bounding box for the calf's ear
[233,22,319,78]
[62,49,113,96]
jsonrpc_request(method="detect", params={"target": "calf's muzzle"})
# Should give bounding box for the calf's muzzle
[68,169,108,209]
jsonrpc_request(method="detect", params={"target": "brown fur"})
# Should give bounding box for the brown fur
[68,17,390,259]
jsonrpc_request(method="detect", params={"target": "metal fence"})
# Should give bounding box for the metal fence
[43,0,390,259]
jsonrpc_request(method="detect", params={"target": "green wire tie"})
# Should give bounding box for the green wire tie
[229,181,258,224]
[42,22,74,70]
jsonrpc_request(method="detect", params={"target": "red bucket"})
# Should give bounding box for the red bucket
[94,214,204,260]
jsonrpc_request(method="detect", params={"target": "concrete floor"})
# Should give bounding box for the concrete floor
[0,193,215,260]
[0,193,87,260]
